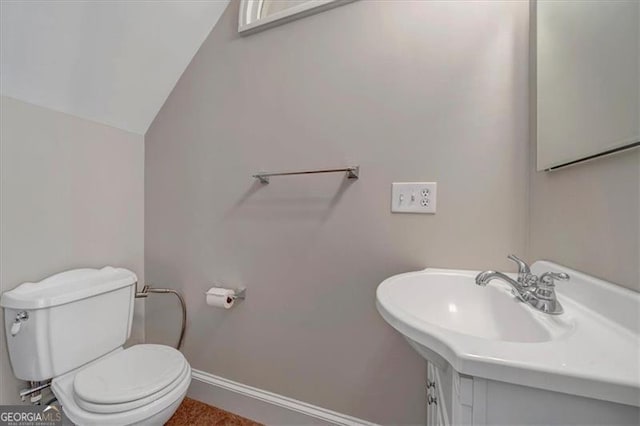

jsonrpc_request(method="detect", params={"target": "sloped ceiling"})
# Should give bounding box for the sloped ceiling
[1,0,230,134]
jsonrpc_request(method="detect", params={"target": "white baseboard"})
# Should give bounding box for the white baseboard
[189,369,378,426]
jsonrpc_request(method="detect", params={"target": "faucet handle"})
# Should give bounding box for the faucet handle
[507,254,531,285]
[536,272,569,301]
[507,254,531,274]
[539,272,570,288]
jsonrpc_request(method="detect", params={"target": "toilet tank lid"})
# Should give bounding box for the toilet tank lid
[0,267,137,310]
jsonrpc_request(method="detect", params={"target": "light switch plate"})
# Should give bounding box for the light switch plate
[391,182,437,214]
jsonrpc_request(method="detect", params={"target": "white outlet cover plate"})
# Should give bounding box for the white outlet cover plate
[391,182,437,214]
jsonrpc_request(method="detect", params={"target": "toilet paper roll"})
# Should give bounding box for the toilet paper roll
[206,288,235,309]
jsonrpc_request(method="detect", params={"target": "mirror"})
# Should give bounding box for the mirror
[536,0,639,171]
[239,0,354,34]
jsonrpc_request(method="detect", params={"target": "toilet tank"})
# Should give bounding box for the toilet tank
[0,267,137,381]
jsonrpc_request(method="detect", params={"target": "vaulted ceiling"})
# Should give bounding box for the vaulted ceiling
[1,0,230,134]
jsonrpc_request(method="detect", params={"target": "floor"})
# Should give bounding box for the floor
[166,397,262,426]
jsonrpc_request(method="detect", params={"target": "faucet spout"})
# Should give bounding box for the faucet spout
[475,270,529,303]
[475,270,521,291]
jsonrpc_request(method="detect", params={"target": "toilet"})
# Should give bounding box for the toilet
[0,267,191,425]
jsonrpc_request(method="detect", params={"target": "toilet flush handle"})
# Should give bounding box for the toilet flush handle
[11,311,29,336]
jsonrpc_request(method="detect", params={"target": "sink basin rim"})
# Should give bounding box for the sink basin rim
[376,268,571,343]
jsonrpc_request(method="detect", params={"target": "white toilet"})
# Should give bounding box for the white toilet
[1,267,191,425]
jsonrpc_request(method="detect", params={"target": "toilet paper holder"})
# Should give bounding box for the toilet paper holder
[205,286,246,302]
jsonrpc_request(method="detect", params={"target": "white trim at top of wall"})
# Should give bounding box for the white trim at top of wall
[189,369,378,426]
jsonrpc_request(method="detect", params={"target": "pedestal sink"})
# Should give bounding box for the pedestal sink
[378,269,572,344]
[376,261,640,425]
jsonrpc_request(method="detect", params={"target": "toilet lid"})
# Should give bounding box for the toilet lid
[74,344,187,405]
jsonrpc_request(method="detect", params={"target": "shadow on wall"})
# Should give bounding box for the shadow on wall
[225,175,357,223]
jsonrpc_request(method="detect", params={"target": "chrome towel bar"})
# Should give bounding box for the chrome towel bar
[253,166,359,184]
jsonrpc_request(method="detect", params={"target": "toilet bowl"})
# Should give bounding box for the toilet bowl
[0,267,191,426]
[52,344,191,425]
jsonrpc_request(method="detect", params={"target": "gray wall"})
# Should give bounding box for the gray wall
[528,2,640,291]
[0,96,145,403]
[145,1,529,423]
[528,151,640,292]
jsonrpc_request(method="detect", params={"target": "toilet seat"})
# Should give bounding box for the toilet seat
[75,362,188,414]
[52,344,191,425]
[74,344,188,413]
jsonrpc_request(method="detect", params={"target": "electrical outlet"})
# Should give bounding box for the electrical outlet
[391,182,437,214]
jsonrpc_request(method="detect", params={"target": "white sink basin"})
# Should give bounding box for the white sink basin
[378,270,571,343]
[376,262,640,407]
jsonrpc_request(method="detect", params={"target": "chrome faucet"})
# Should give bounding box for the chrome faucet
[475,255,569,315]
